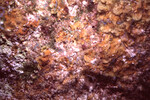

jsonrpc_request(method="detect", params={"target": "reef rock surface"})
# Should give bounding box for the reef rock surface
[0,0,150,100]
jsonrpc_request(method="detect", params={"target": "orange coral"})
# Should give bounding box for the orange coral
[4,9,39,35]
[27,20,39,28]
[43,50,51,56]
[49,0,68,18]
[70,21,84,30]
[16,28,27,35]
[4,9,27,34]
[36,49,53,69]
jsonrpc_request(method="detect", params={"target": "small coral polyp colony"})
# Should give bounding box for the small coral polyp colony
[0,0,150,99]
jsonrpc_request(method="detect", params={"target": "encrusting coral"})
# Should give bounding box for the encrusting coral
[0,0,150,99]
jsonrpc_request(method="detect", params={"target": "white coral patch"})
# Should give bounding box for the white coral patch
[68,5,78,16]
[126,48,136,57]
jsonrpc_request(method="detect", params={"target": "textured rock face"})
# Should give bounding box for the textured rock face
[0,0,150,99]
